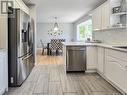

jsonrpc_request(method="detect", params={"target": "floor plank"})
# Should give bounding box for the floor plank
[63,92,78,95]
[48,82,63,95]
[33,74,49,94]
[90,92,122,95]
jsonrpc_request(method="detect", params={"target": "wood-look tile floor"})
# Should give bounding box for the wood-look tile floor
[37,49,63,65]
[8,64,122,95]
[8,49,122,95]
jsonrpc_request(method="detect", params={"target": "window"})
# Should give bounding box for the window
[77,19,92,41]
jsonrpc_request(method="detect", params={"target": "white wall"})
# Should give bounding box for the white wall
[93,29,127,44]
[37,23,74,48]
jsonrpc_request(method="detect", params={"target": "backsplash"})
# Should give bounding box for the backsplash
[93,29,127,44]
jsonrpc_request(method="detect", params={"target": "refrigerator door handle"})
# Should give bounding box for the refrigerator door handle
[22,54,32,60]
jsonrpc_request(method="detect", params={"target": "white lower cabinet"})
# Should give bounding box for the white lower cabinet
[97,47,104,74]
[86,46,127,93]
[86,46,97,70]
[0,50,8,95]
[105,49,127,93]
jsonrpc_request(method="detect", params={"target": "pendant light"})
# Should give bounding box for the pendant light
[48,17,63,36]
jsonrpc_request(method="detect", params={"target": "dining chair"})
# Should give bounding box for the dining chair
[58,39,65,54]
[50,39,59,55]
[40,40,47,55]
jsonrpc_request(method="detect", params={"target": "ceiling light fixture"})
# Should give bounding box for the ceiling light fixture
[48,17,63,36]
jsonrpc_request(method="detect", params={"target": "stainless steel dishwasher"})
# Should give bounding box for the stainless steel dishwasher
[66,46,86,72]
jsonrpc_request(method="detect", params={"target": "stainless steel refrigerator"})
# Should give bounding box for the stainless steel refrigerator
[8,8,35,87]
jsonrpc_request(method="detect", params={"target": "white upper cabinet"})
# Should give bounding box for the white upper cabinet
[92,0,126,31]
[97,47,105,74]
[110,0,126,28]
[11,0,29,14]
[101,1,110,29]
[18,0,29,14]
[92,6,102,31]
[92,1,110,31]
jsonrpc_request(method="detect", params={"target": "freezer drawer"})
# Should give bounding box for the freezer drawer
[66,46,86,72]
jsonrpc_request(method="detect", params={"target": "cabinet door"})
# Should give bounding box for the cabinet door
[0,55,4,91]
[92,7,102,31]
[97,47,104,74]
[0,15,8,49]
[14,0,20,8]
[125,66,127,93]
[86,47,97,70]
[105,56,127,91]
[0,54,6,93]
[18,0,29,14]
[14,0,29,14]
[101,1,110,29]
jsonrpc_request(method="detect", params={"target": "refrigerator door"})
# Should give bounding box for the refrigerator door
[17,56,28,86]
[17,53,33,86]
[17,10,30,58]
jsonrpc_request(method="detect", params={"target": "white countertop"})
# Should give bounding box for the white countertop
[62,42,127,52]
[62,42,95,46]
[0,49,7,55]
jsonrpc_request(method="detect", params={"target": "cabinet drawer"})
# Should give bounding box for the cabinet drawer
[106,57,127,91]
[105,49,127,62]
[106,56,127,68]
[105,56,127,92]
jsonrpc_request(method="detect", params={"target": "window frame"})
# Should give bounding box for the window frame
[76,19,92,41]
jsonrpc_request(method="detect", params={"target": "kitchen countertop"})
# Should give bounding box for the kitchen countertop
[0,49,7,55]
[62,42,127,53]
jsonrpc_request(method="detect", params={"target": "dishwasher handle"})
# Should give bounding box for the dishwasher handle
[67,48,86,51]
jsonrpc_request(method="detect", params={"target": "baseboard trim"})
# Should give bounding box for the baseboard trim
[86,69,97,73]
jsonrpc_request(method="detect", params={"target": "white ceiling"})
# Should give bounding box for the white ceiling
[24,0,106,23]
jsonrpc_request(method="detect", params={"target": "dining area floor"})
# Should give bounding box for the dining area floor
[37,49,63,65]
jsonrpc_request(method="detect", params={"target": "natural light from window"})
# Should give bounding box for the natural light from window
[77,19,92,41]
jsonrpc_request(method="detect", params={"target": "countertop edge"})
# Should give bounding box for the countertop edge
[62,42,127,53]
